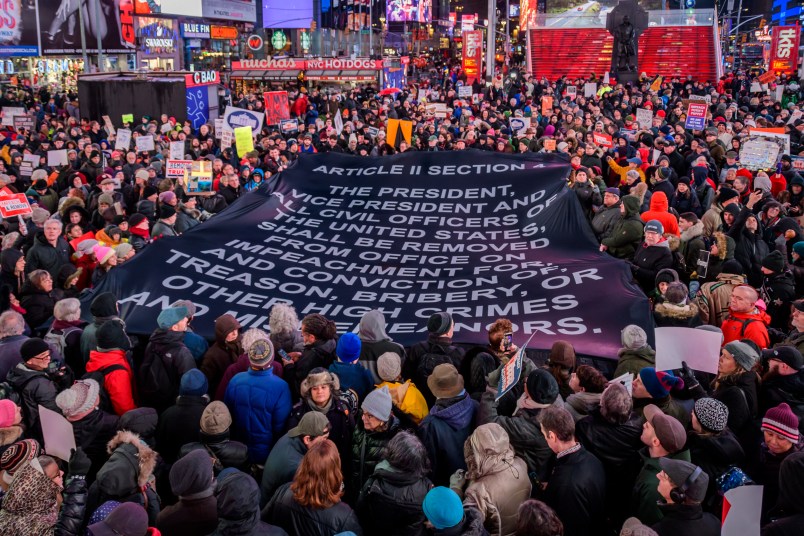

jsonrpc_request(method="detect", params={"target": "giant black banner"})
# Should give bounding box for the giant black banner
[87,151,651,359]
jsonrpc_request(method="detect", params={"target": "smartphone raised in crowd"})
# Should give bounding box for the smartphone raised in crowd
[503,332,513,351]
[278,348,291,362]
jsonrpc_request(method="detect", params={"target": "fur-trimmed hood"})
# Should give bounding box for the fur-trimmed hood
[58,196,87,218]
[0,425,23,447]
[654,301,700,320]
[102,430,158,490]
[681,221,704,243]
[713,231,730,260]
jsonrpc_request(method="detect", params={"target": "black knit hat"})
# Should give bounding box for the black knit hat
[762,250,785,274]
[525,368,559,404]
[96,319,132,351]
[90,291,118,318]
[427,312,453,335]
[159,205,176,219]
[20,338,50,362]
[716,187,739,204]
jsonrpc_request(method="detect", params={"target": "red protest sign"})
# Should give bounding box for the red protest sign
[263,91,290,126]
[166,160,193,177]
[593,132,613,148]
[0,194,32,218]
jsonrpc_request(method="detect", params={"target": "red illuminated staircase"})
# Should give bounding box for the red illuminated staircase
[529,24,718,82]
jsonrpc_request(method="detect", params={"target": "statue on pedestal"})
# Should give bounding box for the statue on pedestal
[606,1,648,77]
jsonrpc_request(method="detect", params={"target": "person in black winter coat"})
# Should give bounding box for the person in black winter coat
[283,313,337,402]
[671,177,702,217]
[761,451,804,536]
[576,383,644,532]
[651,458,720,536]
[25,221,71,280]
[356,431,433,536]
[357,309,406,384]
[6,337,71,445]
[730,201,770,288]
[572,167,602,221]
[405,312,466,408]
[540,405,607,536]
[631,220,675,294]
[155,369,209,464]
[19,270,56,332]
[214,470,288,536]
[156,449,218,536]
[759,251,796,331]
[759,346,804,435]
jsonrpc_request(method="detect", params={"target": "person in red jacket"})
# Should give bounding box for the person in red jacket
[721,284,771,349]
[85,319,137,416]
[640,191,680,237]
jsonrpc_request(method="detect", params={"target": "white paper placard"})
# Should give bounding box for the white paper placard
[115,129,132,151]
[47,149,68,167]
[39,405,75,461]
[655,327,722,374]
[136,135,155,152]
[170,141,185,160]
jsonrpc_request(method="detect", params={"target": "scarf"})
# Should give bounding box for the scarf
[513,392,552,416]
[129,226,150,239]
[307,396,333,415]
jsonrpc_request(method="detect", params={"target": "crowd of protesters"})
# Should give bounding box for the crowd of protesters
[0,64,800,536]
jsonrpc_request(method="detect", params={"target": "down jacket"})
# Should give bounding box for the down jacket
[224,367,292,464]
[463,423,531,536]
[349,415,400,500]
[356,460,433,536]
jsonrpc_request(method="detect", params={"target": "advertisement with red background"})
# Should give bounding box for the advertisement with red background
[770,24,800,76]
[462,30,483,85]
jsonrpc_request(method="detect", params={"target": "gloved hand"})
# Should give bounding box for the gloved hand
[679,361,699,391]
[449,469,466,493]
[68,447,91,478]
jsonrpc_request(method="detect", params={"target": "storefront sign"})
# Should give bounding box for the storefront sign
[247,34,264,50]
[305,58,384,70]
[462,30,482,85]
[770,25,801,75]
[232,58,305,70]
[271,31,288,49]
[186,71,220,87]
[210,25,238,40]
[232,58,383,71]
[181,22,211,39]
[203,0,257,23]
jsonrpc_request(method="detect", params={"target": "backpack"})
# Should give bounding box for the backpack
[137,342,176,410]
[725,315,758,337]
[81,364,127,414]
[0,381,21,405]
[416,343,453,385]
[43,326,81,359]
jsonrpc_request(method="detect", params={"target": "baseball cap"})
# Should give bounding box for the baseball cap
[763,346,804,371]
[287,412,329,438]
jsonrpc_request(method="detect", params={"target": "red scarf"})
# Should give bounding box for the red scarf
[130,226,150,240]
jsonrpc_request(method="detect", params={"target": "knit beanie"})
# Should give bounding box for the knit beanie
[724,341,759,372]
[336,332,362,363]
[201,401,232,435]
[20,338,50,362]
[55,379,100,420]
[654,268,679,288]
[361,385,393,422]
[693,398,729,433]
[377,352,402,382]
[427,312,453,335]
[721,259,744,275]
[0,399,17,428]
[525,368,559,404]
[762,403,800,443]
[620,517,660,536]
[179,369,208,397]
[794,241,804,257]
[638,368,684,399]
[96,319,132,351]
[0,439,41,479]
[621,325,648,350]
[423,487,464,529]
[247,338,274,368]
[761,250,786,274]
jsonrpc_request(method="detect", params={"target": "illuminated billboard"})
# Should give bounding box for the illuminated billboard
[387,0,432,23]
[262,0,314,28]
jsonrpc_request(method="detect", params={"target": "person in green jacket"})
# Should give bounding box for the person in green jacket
[613,325,656,378]
[631,404,691,525]
[600,195,644,259]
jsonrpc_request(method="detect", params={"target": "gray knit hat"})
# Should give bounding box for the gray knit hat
[621,325,647,350]
[377,352,401,382]
[724,341,759,372]
[361,385,393,422]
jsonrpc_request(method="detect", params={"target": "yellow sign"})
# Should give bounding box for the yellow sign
[234,126,254,155]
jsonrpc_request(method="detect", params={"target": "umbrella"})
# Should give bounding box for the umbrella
[379,87,402,96]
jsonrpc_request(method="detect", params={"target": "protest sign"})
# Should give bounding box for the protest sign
[39,405,75,461]
[136,136,155,153]
[425,103,449,118]
[566,86,577,100]
[20,154,39,178]
[102,115,116,136]
[496,333,536,401]
[602,72,610,84]
[215,118,224,138]
[234,126,255,155]
[541,96,553,116]
[115,129,132,151]
[619,128,638,143]
[758,71,776,85]
[220,127,233,149]
[13,114,34,132]
[458,85,472,98]
[185,160,213,194]
[740,136,782,170]
[223,106,265,137]
[367,126,380,139]
[263,91,290,126]
[86,152,652,356]
[593,132,613,148]
[170,141,185,160]
[749,82,762,93]
[543,139,556,151]
[279,119,299,135]
[1,107,25,126]
[0,194,32,218]
[722,486,763,536]
[584,83,597,97]
[750,129,790,154]
[166,160,193,178]
[636,108,652,130]
[610,372,633,396]
[792,156,804,172]
[47,149,68,167]
[509,117,530,136]
[334,112,344,135]
[685,102,707,131]
[655,327,721,374]
[121,113,134,124]
[650,76,663,91]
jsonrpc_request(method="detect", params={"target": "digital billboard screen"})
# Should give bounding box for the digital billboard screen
[387,0,432,23]
[262,0,314,28]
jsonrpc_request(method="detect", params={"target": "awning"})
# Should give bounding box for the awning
[230,69,301,80]
[306,69,379,81]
